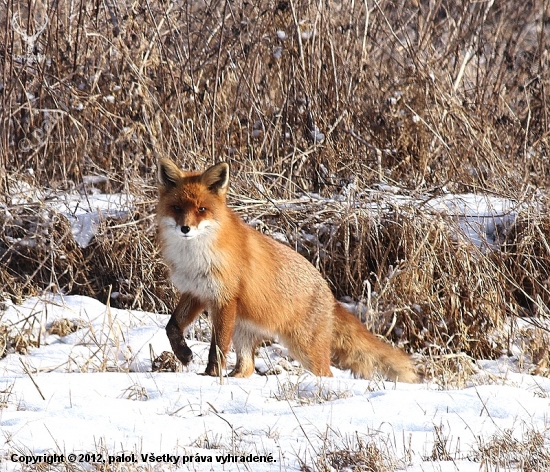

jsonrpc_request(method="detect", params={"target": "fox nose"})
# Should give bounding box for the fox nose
[181,225,191,234]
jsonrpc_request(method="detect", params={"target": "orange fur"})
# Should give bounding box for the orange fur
[157,160,418,382]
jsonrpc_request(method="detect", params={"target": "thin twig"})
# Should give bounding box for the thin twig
[19,358,46,400]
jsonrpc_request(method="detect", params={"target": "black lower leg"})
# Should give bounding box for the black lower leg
[166,316,193,365]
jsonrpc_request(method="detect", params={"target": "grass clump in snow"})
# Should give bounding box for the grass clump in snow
[150,350,180,373]
[303,431,404,472]
[48,318,80,337]
[474,426,550,472]
[273,375,353,405]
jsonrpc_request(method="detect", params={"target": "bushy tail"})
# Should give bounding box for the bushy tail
[331,303,418,383]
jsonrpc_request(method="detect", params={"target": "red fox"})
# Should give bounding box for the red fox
[157,159,418,382]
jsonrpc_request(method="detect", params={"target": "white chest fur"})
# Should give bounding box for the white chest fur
[158,217,223,301]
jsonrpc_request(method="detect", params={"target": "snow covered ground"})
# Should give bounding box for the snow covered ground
[1,294,549,471]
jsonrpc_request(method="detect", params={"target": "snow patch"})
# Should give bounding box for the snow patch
[1,295,549,470]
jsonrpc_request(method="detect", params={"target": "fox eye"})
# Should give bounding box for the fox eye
[198,207,207,213]
[173,205,182,212]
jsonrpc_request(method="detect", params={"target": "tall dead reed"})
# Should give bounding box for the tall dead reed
[1,0,549,360]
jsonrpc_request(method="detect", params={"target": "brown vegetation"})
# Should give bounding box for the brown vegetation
[1,0,550,364]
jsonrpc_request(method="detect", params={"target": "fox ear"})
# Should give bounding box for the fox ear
[158,159,183,189]
[201,163,230,195]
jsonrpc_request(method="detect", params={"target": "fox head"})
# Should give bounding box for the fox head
[157,159,230,240]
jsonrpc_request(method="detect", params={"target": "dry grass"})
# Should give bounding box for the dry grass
[150,350,180,372]
[272,374,354,404]
[1,0,550,371]
[474,426,550,472]
[301,431,405,472]
[48,317,80,336]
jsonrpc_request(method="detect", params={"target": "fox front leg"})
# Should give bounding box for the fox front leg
[166,293,204,366]
[204,300,238,376]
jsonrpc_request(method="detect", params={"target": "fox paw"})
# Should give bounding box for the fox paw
[204,362,222,376]
[228,365,255,378]
[228,370,253,378]
[173,344,193,365]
